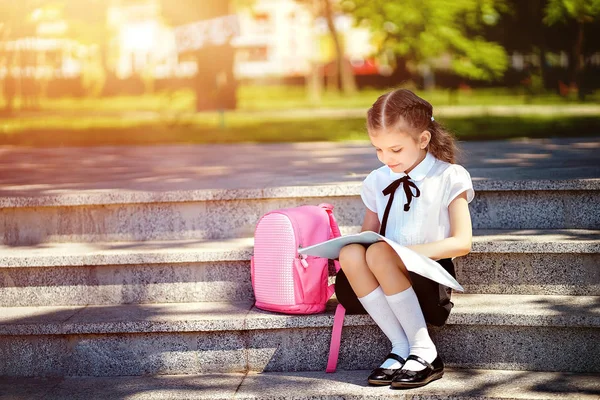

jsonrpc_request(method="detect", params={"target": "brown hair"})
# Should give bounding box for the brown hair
[366,88,457,164]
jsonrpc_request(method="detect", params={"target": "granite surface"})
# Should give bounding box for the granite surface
[0,230,598,307]
[1,368,599,399]
[3,189,599,245]
[237,368,600,400]
[457,252,600,296]
[433,324,600,373]
[2,179,599,209]
[0,373,244,400]
[1,315,599,376]
[0,301,253,335]
[2,250,597,307]
[0,294,598,336]
[1,230,598,268]
[0,238,255,267]
[0,260,256,307]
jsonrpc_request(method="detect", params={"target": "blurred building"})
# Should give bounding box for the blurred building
[107,0,375,81]
[108,1,197,80]
[5,0,599,100]
[232,0,376,80]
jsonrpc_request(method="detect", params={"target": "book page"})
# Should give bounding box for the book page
[298,231,381,260]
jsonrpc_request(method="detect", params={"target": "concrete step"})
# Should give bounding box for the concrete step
[0,294,598,377]
[2,180,599,245]
[1,368,599,400]
[1,230,598,306]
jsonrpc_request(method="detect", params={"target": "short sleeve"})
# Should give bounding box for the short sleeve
[360,171,378,212]
[444,165,475,206]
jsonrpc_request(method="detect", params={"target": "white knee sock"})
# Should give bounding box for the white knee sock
[385,287,437,371]
[358,286,409,369]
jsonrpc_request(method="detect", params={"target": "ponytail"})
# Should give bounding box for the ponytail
[427,120,458,164]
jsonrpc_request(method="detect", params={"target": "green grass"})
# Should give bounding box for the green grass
[2,114,599,147]
[238,85,600,110]
[2,85,599,114]
[1,84,598,147]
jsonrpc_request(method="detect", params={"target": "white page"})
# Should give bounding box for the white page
[299,231,381,260]
[299,231,464,292]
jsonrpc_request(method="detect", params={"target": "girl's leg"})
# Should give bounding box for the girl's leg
[339,244,409,367]
[365,242,437,371]
[338,244,379,297]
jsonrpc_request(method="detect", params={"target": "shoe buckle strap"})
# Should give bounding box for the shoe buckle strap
[406,354,434,370]
[385,353,406,365]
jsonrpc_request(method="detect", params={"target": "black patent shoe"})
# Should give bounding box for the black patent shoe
[367,353,406,386]
[390,354,444,389]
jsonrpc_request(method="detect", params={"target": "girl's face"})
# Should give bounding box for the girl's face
[369,128,430,174]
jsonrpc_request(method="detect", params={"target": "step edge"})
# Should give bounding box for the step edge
[1,295,598,336]
[2,179,599,208]
[2,238,598,268]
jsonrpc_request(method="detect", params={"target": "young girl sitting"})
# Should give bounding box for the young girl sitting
[337,88,474,389]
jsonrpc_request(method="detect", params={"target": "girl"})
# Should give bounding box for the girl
[337,88,474,389]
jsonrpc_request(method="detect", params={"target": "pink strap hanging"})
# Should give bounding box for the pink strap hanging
[318,203,346,373]
[326,303,346,372]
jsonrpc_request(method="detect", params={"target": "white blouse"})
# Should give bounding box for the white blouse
[360,152,474,246]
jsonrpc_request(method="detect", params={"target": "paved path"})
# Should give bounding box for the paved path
[1,137,599,198]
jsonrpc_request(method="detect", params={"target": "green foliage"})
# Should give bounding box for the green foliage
[341,0,509,81]
[544,0,600,25]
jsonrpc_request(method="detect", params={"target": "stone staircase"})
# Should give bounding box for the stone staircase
[0,180,599,399]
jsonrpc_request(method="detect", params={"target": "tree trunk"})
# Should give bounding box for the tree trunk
[322,0,356,94]
[307,62,323,104]
[538,47,548,89]
[533,0,548,89]
[305,0,322,103]
[573,20,585,100]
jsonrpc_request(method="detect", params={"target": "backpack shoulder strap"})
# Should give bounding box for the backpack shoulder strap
[319,203,342,299]
[319,203,341,239]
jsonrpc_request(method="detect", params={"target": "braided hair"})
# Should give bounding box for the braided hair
[366,89,457,164]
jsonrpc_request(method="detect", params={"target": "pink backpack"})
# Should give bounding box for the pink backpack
[251,203,341,314]
[251,203,348,372]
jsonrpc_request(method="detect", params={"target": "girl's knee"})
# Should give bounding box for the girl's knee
[365,241,395,265]
[339,243,367,271]
[365,242,406,274]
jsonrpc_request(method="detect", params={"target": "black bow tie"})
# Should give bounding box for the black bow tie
[379,175,421,236]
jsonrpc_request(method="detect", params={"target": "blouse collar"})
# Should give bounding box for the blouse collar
[389,152,436,182]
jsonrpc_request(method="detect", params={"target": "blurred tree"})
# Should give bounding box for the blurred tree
[160,0,237,111]
[296,0,357,95]
[342,0,509,86]
[62,0,112,97]
[236,0,355,102]
[486,1,549,89]
[0,0,43,112]
[544,0,600,99]
[0,0,115,110]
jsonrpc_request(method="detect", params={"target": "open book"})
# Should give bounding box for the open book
[298,231,464,292]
